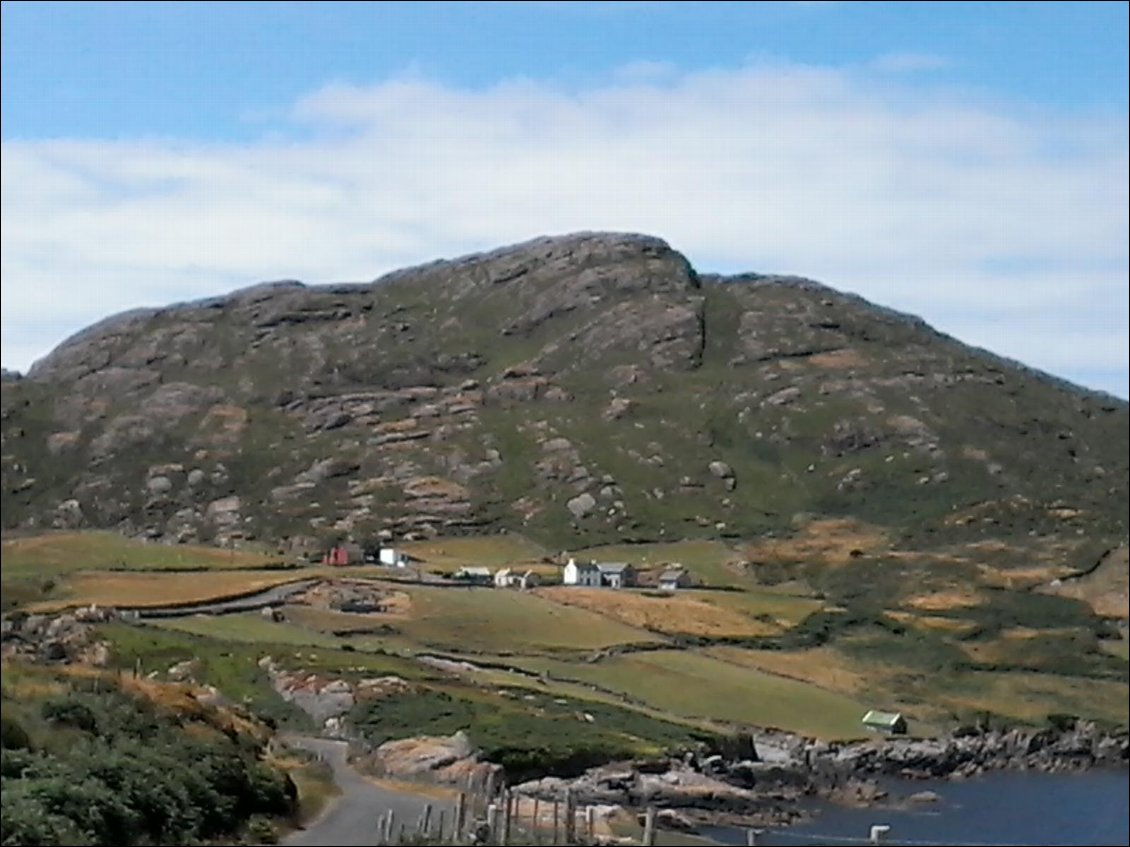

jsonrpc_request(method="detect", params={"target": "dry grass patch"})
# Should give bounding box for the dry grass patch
[740,518,890,568]
[535,587,780,638]
[808,348,868,369]
[885,611,981,636]
[702,590,824,626]
[976,563,1074,590]
[903,589,985,612]
[31,568,324,610]
[1039,546,1129,619]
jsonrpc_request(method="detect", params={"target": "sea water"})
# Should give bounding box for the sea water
[704,769,1129,846]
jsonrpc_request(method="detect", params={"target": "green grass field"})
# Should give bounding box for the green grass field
[151,612,345,649]
[398,534,552,569]
[1,531,279,577]
[505,649,872,739]
[5,527,1127,742]
[393,584,664,652]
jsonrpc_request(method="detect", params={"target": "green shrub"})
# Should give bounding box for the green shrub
[40,697,99,734]
[0,714,30,751]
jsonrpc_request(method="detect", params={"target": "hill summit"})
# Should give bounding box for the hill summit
[2,232,1126,573]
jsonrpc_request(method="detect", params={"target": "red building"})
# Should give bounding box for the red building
[322,545,351,566]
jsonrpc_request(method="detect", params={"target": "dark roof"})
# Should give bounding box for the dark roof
[596,562,632,573]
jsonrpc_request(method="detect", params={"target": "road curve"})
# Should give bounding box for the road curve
[282,735,450,846]
[131,579,322,618]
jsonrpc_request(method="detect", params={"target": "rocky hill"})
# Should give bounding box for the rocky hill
[2,232,1127,579]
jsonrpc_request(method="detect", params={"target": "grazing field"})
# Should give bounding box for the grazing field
[398,534,551,569]
[392,585,663,652]
[152,612,345,648]
[535,587,781,638]
[696,589,823,627]
[924,669,1130,727]
[704,645,872,696]
[0,531,277,578]
[513,649,872,739]
[29,568,325,610]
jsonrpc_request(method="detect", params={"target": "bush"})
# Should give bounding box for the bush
[40,697,99,734]
[4,677,295,845]
[0,714,31,750]
[0,786,87,847]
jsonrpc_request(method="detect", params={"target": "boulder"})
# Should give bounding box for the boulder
[567,492,597,519]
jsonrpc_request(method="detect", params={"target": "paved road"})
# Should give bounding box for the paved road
[131,579,322,618]
[282,736,450,846]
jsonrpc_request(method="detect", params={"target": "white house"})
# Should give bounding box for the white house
[495,568,540,589]
[657,568,691,591]
[379,547,409,567]
[563,557,602,587]
[453,566,493,585]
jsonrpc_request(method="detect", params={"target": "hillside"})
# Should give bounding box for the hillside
[1,232,1127,592]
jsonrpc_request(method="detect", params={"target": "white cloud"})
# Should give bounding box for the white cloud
[2,60,1127,397]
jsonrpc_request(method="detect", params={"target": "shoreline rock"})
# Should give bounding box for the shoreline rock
[510,722,1128,832]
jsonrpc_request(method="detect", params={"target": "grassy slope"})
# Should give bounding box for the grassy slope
[4,531,1128,742]
[1,531,276,577]
[393,584,663,652]
[26,568,321,610]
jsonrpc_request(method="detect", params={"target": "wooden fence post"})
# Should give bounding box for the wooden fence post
[563,789,576,844]
[501,790,512,845]
[456,792,467,842]
[642,806,657,846]
[487,803,500,843]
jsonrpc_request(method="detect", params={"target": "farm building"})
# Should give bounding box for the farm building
[494,568,541,589]
[597,562,634,588]
[322,543,363,566]
[657,568,691,591]
[453,566,493,585]
[861,710,907,735]
[378,547,412,567]
[563,558,602,587]
[563,558,635,588]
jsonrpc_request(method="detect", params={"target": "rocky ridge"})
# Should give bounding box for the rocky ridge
[1,232,1126,583]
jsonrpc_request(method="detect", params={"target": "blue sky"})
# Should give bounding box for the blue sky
[2,1,1127,397]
